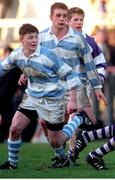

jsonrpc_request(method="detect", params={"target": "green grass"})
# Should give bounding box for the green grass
[0,140,114,178]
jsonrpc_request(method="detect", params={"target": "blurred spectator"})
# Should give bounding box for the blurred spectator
[94,27,115,124]
[105,28,115,124]
[98,0,107,14]
[0,0,19,41]
[94,27,115,67]
[90,27,108,120]
[95,27,111,65]
[2,45,13,59]
[108,28,115,66]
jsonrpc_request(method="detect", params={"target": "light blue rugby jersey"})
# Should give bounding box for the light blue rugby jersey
[0,45,81,99]
[39,26,102,90]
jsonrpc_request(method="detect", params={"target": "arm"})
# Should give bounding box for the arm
[95,89,107,105]
[56,61,81,91]
[0,54,15,77]
[78,34,102,89]
[94,52,107,83]
[86,35,107,83]
[47,49,82,91]
[78,34,107,105]
[67,89,77,114]
[85,35,107,104]
[18,74,28,86]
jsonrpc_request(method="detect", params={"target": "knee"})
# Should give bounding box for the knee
[50,139,61,147]
[40,119,46,126]
[40,120,48,137]
[9,125,22,139]
[49,136,65,148]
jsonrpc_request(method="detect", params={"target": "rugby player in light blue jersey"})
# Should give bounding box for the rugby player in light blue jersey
[67,7,115,171]
[0,23,93,170]
[38,2,107,168]
[67,6,107,166]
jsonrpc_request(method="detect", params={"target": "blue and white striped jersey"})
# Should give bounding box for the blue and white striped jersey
[0,44,81,99]
[39,26,102,90]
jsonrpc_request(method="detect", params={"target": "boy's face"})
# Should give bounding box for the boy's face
[50,8,68,30]
[20,32,38,53]
[68,14,84,32]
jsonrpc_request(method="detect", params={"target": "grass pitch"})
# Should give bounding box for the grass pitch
[0,140,114,178]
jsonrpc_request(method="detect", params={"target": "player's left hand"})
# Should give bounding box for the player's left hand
[95,90,107,105]
[67,100,77,114]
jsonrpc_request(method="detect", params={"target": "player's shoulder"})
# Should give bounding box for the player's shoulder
[85,33,98,46]
[85,34,95,42]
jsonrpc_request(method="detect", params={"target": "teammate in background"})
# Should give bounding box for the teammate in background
[67,7,107,165]
[38,2,107,167]
[0,23,92,170]
[67,7,115,170]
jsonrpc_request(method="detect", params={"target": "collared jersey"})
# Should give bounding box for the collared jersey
[39,26,102,90]
[0,45,81,99]
[84,33,107,80]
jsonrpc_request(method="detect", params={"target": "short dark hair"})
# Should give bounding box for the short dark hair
[19,23,39,36]
[68,7,85,21]
[50,2,68,15]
